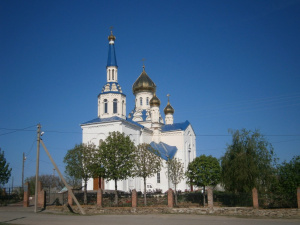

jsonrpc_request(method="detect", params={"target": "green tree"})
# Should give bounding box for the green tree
[98,131,136,205]
[166,157,184,205]
[186,155,221,206]
[64,143,99,204]
[277,155,300,207]
[0,148,12,187]
[221,129,276,193]
[134,143,162,206]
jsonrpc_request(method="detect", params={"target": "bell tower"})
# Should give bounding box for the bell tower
[97,29,126,119]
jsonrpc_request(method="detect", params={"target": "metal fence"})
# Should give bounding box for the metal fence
[30,189,298,208]
[0,187,23,206]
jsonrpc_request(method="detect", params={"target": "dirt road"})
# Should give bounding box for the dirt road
[0,206,299,225]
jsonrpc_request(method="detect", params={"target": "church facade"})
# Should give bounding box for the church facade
[81,31,196,193]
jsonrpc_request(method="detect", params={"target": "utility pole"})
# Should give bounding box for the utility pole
[22,152,26,190]
[40,140,86,214]
[34,124,41,213]
[12,176,14,193]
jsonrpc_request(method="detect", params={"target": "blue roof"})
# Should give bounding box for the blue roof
[161,120,190,132]
[98,91,126,96]
[150,142,178,161]
[81,116,144,128]
[107,43,117,67]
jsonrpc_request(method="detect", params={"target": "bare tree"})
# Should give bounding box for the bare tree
[166,157,184,205]
[134,143,162,206]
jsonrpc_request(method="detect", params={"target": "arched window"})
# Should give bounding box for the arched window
[140,97,143,106]
[112,69,114,80]
[109,70,111,80]
[122,100,125,115]
[146,97,149,105]
[113,99,117,114]
[104,99,108,113]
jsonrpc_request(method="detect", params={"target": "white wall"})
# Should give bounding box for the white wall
[98,93,126,119]
[81,120,196,193]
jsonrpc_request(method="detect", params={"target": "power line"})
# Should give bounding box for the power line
[0,125,36,136]
[1,126,300,137]
[25,137,36,157]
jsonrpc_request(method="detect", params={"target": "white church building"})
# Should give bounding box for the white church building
[81,31,196,193]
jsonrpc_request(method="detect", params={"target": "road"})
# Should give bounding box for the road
[0,206,299,225]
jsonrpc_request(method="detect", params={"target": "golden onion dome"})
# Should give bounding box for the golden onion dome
[150,93,160,107]
[164,96,174,115]
[132,66,156,95]
[108,30,116,42]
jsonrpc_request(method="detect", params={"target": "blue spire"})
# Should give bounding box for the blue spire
[107,31,118,67]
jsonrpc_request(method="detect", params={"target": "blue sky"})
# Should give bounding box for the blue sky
[1,0,299,187]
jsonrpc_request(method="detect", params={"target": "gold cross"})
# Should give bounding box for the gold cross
[142,58,146,70]
[109,26,114,35]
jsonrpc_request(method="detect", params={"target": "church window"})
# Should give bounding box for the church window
[109,70,111,80]
[99,139,103,147]
[146,97,149,105]
[113,99,117,113]
[157,172,160,183]
[112,69,114,80]
[104,99,108,113]
[140,97,143,106]
[122,100,125,116]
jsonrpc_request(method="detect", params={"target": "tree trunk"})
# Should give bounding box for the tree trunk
[114,179,118,206]
[203,186,206,207]
[84,181,87,205]
[144,177,147,206]
[174,184,178,206]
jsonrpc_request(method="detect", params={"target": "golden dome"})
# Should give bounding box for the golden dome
[164,96,174,115]
[150,93,160,107]
[108,30,116,42]
[132,66,156,94]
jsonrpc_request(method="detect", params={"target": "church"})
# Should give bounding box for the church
[81,31,196,193]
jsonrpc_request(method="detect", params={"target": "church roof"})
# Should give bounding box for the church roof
[107,32,118,67]
[150,93,160,107]
[164,101,174,115]
[132,67,156,94]
[81,116,144,128]
[161,120,190,132]
[150,142,178,161]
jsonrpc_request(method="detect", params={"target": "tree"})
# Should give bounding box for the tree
[25,174,64,195]
[0,148,12,187]
[64,143,99,204]
[134,143,162,206]
[166,157,184,205]
[220,129,276,193]
[186,155,221,206]
[277,155,300,207]
[98,131,136,205]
